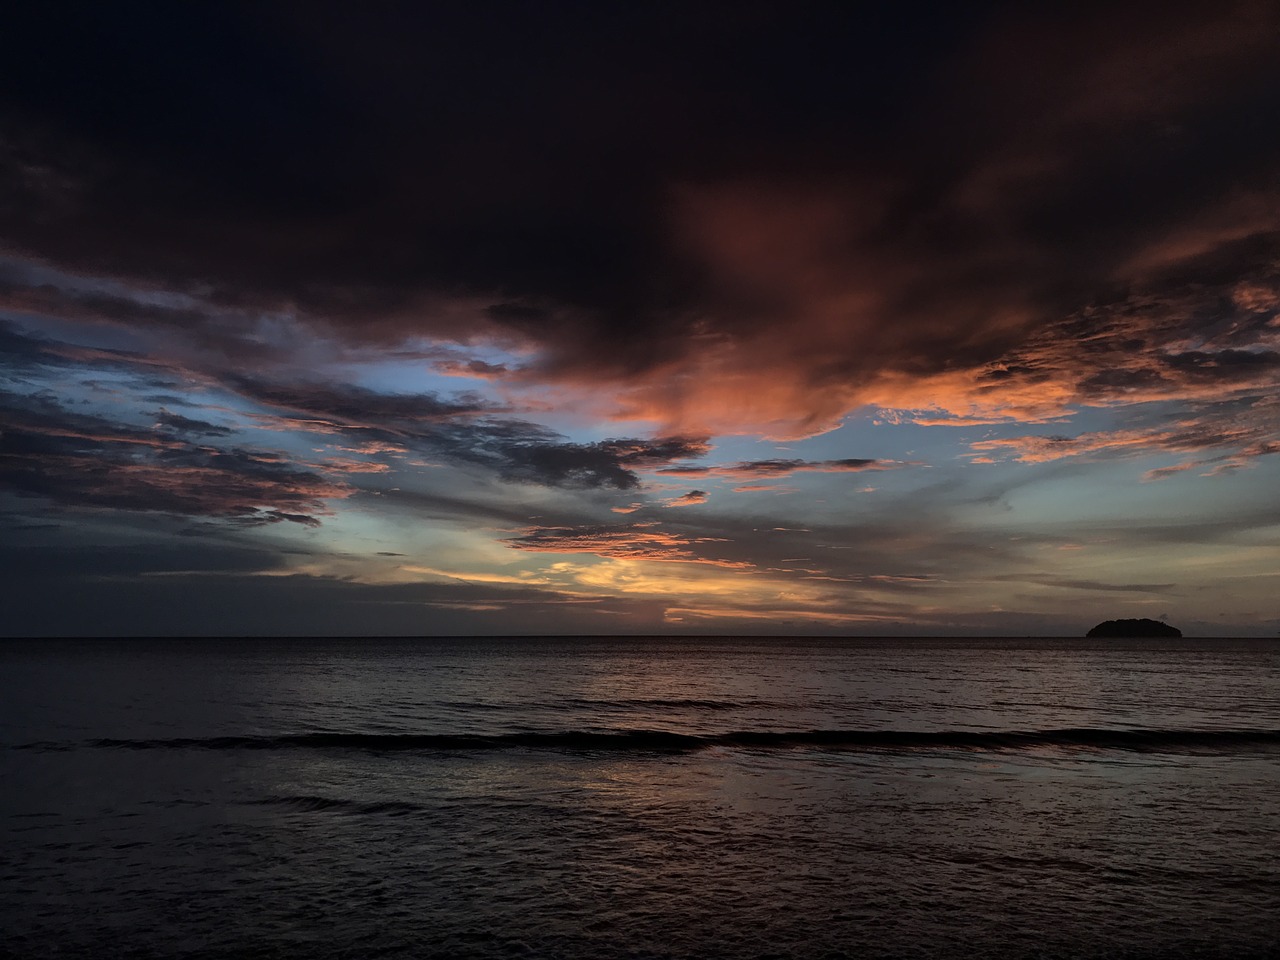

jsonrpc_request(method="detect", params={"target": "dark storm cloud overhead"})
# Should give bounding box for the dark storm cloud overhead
[0,4,979,316]
[2,4,1277,437]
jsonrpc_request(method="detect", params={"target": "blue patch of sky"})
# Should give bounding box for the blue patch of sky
[341,356,476,397]
[1,310,147,356]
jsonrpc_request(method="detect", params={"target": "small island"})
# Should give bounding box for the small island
[1086,618,1182,638]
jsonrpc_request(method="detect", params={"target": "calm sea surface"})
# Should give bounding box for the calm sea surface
[2,636,1279,960]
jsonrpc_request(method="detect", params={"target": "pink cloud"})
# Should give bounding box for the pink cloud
[972,406,1280,477]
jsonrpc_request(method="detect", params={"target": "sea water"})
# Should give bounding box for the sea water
[2,636,1278,959]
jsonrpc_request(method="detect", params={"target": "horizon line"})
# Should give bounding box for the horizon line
[3,633,1271,641]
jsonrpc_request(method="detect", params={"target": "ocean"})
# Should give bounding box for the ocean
[2,636,1278,959]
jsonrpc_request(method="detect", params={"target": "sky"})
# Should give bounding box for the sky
[1,2,1279,637]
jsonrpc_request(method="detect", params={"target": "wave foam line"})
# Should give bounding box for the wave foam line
[12,728,1278,754]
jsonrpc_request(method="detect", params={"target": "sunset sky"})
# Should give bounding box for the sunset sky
[2,2,1279,636]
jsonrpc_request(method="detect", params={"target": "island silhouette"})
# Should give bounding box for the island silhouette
[1086,618,1182,638]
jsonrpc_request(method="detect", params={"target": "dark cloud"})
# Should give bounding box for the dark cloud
[0,4,976,324]
[0,268,212,332]
[142,393,205,407]
[994,268,1280,413]
[221,372,712,488]
[230,374,712,489]
[659,458,885,479]
[0,389,176,450]
[667,490,709,507]
[432,359,509,379]
[0,318,190,391]
[0,319,53,370]
[491,436,711,490]
[0,389,350,524]
[230,376,500,428]
[0,4,1274,440]
[0,323,712,492]
[155,410,233,437]
[2,4,1279,635]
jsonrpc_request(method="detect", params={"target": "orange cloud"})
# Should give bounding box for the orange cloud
[317,457,392,474]
[665,490,708,507]
[505,524,752,567]
[492,7,1280,441]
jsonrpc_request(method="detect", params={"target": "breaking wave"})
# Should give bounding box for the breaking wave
[14,727,1280,755]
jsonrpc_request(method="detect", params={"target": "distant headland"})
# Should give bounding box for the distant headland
[1086,618,1182,638]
